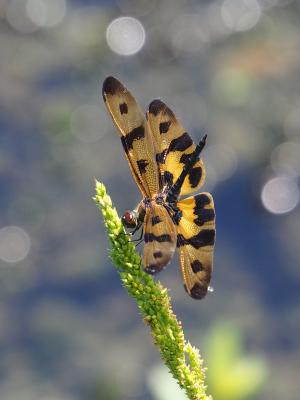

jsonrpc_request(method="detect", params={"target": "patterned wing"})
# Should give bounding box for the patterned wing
[147,99,205,196]
[176,193,216,299]
[143,204,177,274]
[103,76,160,197]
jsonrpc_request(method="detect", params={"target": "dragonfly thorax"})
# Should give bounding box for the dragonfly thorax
[142,193,166,209]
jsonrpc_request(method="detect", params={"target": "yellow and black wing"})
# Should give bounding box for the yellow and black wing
[102,76,160,197]
[176,193,216,299]
[143,204,177,274]
[147,99,205,196]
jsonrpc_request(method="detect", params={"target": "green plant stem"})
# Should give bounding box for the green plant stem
[94,180,212,400]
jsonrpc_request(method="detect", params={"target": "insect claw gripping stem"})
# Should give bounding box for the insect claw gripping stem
[166,134,207,204]
[131,228,144,245]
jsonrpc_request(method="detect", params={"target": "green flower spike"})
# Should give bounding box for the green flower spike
[94,180,212,400]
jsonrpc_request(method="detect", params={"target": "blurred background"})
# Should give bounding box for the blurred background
[1,0,300,399]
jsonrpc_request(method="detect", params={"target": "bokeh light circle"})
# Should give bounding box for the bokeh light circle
[0,226,31,263]
[221,0,261,32]
[106,16,145,55]
[261,176,300,214]
[26,0,66,28]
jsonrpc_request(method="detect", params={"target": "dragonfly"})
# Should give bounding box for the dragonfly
[102,76,216,299]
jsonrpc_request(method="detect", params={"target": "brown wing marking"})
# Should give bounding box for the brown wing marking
[147,99,205,196]
[176,193,216,299]
[103,76,160,197]
[143,204,177,274]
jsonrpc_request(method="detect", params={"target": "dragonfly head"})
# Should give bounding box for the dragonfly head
[122,210,139,230]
